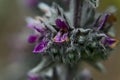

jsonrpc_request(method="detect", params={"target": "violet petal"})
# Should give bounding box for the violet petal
[61,33,68,41]
[102,36,118,48]
[33,26,46,33]
[53,32,61,42]
[55,18,68,30]
[27,18,46,33]
[53,32,68,43]
[28,35,38,43]
[33,40,48,53]
[106,38,116,45]
[97,13,109,31]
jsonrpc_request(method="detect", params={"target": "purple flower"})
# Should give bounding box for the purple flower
[28,35,38,43]
[97,13,109,31]
[102,36,119,48]
[27,18,46,33]
[26,18,49,53]
[53,18,69,43]
[53,32,69,43]
[55,18,69,30]
[33,40,49,53]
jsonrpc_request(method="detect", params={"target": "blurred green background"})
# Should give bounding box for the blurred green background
[0,0,120,80]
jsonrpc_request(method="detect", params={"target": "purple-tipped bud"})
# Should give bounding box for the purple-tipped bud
[97,13,109,31]
[55,18,68,30]
[28,35,38,43]
[33,40,48,53]
[53,32,68,43]
[102,36,119,48]
[26,17,46,33]
[106,38,116,45]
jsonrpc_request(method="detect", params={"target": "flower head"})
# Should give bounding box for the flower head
[26,1,119,63]
[53,18,69,43]
[26,1,119,80]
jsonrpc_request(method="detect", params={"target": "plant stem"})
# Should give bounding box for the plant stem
[66,65,74,80]
[66,64,79,80]
[52,67,59,80]
[74,0,83,28]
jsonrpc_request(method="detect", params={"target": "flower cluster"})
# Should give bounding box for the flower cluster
[26,1,119,64]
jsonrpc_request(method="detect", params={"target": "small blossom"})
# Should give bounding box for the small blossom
[55,18,69,30]
[33,40,49,53]
[53,18,69,43]
[26,17,50,53]
[26,17,46,33]
[96,12,117,31]
[53,32,69,43]
[102,36,119,48]
[28,35,38,43]
[97,13,109,31]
